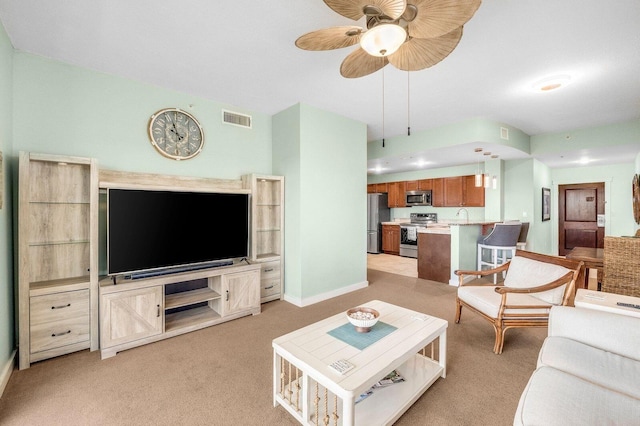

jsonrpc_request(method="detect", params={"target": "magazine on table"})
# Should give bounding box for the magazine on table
[355,370,406,403]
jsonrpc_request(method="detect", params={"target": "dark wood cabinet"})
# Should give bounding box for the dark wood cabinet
[387,181,406,208]
[418,179,433,190]
[368,175,482,207]
[440,175,485,207]
[382,224,400,255]
[432,178,444,207]
[464,175,485,207]
[367,183,389,194]
[443,177,464,206]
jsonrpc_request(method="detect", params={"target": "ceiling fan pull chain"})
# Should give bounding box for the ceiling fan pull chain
[407,71,411,136]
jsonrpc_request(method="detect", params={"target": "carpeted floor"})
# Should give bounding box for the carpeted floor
[0,269,545,425]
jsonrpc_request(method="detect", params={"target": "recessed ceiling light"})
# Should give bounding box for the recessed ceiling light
[531,75,572,92]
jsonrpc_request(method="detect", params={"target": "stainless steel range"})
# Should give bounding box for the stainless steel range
[399,213,438,258]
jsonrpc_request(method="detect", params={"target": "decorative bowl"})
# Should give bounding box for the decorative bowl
[346,307,380,333]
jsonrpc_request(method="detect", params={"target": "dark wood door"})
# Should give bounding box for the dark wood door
[558,182,605,256]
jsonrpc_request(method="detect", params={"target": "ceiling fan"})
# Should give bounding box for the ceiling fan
[296,0,482,78]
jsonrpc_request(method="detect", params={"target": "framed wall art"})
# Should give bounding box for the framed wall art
[542,187,551,221]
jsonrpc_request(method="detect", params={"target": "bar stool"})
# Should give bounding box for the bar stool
[477,222,522,283]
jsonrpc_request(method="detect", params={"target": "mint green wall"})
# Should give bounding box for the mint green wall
[274,103,367,303]
[272,105,302,299]
[0,20,15,375]
[12,53,272,178]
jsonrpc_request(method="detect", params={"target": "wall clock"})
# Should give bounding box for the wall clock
[633,173,640,225]
[148,108,204,160]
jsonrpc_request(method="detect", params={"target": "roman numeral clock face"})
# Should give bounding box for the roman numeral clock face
[148,108,204,160]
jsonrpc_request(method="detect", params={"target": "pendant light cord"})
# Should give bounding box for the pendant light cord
[407,71,411,136]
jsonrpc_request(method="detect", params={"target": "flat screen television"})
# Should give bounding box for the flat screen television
[107,188,249,277]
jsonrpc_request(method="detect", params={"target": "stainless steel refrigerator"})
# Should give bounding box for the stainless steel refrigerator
[367,193,391,254]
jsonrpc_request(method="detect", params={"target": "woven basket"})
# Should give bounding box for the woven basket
[602,236,640,297]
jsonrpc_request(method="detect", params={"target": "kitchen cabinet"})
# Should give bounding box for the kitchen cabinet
[464,175,485,206]
[444,177,465,206]
[418,179,433,190]
[387,181,406,208]
[440,175,485,207]
[432,178,444,207]
[367,183,389,193]
[382,224,400,255]
[405,180,418,191]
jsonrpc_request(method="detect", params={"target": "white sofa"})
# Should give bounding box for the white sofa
[514,305,640,425]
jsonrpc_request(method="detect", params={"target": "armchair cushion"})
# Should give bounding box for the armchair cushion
[457,286,552,318]
[503,255,571,305]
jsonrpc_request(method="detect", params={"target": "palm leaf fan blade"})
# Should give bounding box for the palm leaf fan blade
[388,26,462,71]
[324,0,407,21]
[340,48,388,78]
[295,26,364,50]
[407,0,481,39]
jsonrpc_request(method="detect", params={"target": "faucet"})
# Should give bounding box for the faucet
[456,208,469,223]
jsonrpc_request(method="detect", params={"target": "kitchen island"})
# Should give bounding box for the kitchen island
[418,220,497,286]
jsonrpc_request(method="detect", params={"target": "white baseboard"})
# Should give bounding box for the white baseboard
[0,350,16,399]
[283,280,369,307]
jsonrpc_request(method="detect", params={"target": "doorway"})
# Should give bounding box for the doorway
[558,182,605,256]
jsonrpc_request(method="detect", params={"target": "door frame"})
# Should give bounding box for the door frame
[551,181,610,255]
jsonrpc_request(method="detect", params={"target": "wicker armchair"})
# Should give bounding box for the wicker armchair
[601,236,640,297]
[454,250,584,354]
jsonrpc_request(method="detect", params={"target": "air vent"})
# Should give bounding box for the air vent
[500,127,509,140]
[222,110,252,129]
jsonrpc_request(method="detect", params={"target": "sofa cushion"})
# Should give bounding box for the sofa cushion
[504,256,570,305]
[514,366,640,426]
[538,336,640,400]
[457,285,551,318]
[549,306,640,362]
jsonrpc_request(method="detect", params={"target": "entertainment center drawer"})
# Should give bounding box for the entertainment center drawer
[259,261,281,280]
[30,315,90,353]
[30,289,90,325]
[261,281,281,298]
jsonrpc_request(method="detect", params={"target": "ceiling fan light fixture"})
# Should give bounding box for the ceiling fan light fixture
[360,24,406,57]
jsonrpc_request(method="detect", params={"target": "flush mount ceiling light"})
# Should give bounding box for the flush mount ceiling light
[295,0,482,78]
[531,75,572,92]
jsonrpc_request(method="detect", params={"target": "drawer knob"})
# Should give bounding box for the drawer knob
[51,303,71,310]
[51,330,71,337]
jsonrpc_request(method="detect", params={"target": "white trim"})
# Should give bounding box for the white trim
[0,350,16,399]
[283,281,369,307]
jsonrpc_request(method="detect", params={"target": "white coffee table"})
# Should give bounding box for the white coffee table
[574,289,640,319]
[272,300,448,426]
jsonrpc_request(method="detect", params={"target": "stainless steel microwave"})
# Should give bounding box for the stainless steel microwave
[405,190,432,206]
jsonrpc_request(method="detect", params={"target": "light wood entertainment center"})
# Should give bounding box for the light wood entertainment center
[17,152,284,368]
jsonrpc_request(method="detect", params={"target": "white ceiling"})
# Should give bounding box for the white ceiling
[1,0,639,172]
